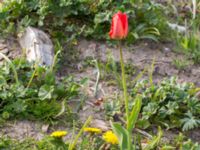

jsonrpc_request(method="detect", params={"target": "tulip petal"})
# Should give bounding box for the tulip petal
[113,15,124,39]
[109,11,128,39]
[118,13,128,38]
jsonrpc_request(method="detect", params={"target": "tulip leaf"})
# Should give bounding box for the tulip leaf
[128,95,142,133]
[94,11,112,24]
[111,122,129,150]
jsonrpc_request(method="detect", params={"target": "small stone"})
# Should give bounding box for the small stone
[0,39,5,43]
[0,48,9,54]
[166,68,179,76]
[154,66,160,74]
[77,63,83,71]
[90,119,109,131]
[163,47,171,53]
[0,48,9,60]
[41,124,49,133]
[0,43,6,50]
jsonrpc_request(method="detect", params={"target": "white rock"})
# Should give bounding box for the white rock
[0,43,6,50]
[167,22,186,33]
[18,27,54,66]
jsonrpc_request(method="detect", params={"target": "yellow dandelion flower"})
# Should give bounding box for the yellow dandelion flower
[50,131,67,138]
[102,131,119,145]
[83,127,102,134]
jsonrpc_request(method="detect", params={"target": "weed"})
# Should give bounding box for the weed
[172,58,190,70]
[175,27,200,64]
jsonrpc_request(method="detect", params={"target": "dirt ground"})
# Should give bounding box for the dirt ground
[74,39,200,85]
[0,38,200,143]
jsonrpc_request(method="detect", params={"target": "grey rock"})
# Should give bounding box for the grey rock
[90,119,109,131]
[163,47,171,53]
[0,43,6,50]
[18,27,54,66]
[0,48,9,54]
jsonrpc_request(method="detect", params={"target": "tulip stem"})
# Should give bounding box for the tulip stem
[119,41,129,129]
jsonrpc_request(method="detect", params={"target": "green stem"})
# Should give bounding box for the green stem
[26,63,38,89]
[119,41,129,128]
[68,116,92,150]
[50,50,61,72]
[119,41,132,150]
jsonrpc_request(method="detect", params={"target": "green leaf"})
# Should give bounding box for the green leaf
[10,99,27,114]
[54,100,66,118]
[38,85,54,100]
[181,112,200,131]
[111,122,129,150]
[141,103,158,120]
[0,75,7,87]
[136,119,151,129]
[128,95,142,132]
[94,11,111,24]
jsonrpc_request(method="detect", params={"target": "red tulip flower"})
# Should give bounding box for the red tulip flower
[109,11,130,133]
[109,11,128,40]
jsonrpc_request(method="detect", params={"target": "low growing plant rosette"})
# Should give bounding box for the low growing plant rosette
[109,11,142,150]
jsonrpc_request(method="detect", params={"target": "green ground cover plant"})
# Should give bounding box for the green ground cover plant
[131,77,200,131]
[0,57,83,123]
[0,0,169,43]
